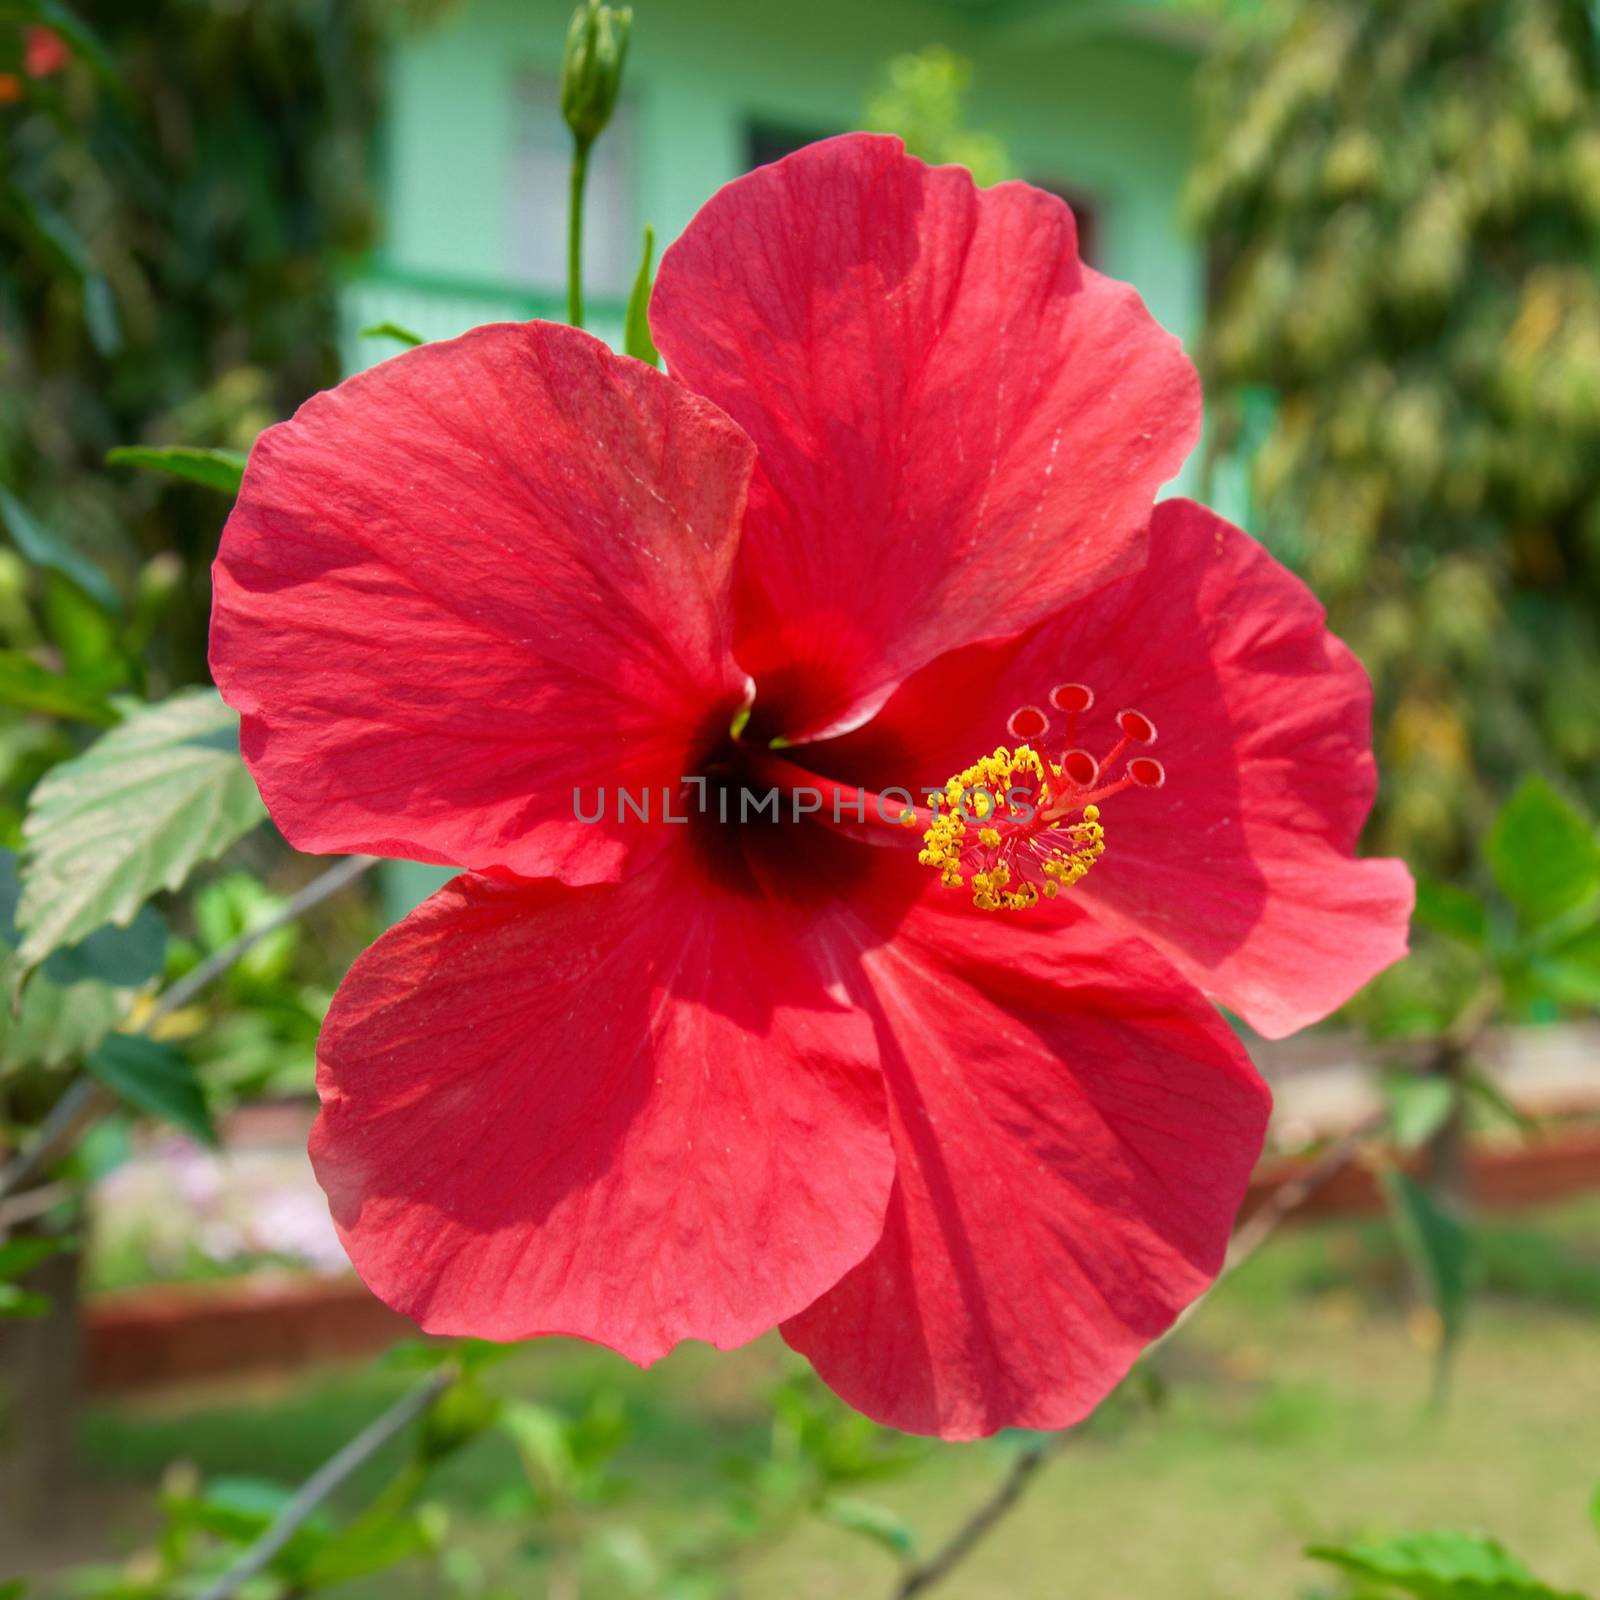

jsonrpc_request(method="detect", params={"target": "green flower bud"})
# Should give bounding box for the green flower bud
[560,0,632,153]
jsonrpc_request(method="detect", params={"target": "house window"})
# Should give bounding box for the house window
[509,75,637,299]
[746,121,835,171]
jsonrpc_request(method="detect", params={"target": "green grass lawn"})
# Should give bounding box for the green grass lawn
[72,1199,1600,1598]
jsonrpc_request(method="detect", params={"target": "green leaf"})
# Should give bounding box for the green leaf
[87,1033,216,1146]
[299,1507,443,1585]
[15,688,266,968]
[3,981,123,1069]
[499,1401,575,1494]
[2,190,123,355]
[1383,1170,1471,1374]
[0,486,121,614]
[1382,1073,1457,1151]
[0,652,120,725]
[106,445,247,496]
[1525,924,1600,1008]
[1307,1530,1589,1598]
[0,852,165,1069]
[418,1374,501,1464]
[0,1235,72,1282]
[624,225,661,367]
[359,320,425,348]
[163,1475,331,1565]
[41,905,166,990]
[817,1495,918,1560]
[1414,877,1489,947]
[0,1284,49,1319]
[43,576,127,682]
[1485,778,1600,930]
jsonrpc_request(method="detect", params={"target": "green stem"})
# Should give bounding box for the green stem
[568,141,590,328]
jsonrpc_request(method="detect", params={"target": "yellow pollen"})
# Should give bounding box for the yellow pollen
[917,747,1105,912]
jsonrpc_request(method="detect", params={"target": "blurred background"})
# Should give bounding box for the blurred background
[2,1,1598,1596]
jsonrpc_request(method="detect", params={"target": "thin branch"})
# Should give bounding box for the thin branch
[0,854,377,1202]
[894,1436,1060,1599]
[0,1077,104,1203]
[0,1177,72,1230]
[887,1108,1388,1599]
[1223,1111,1384,1275]
[194,1364,455,1600]
[150,853,378,1027]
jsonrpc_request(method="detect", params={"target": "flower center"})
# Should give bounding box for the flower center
[916,682,1165,912]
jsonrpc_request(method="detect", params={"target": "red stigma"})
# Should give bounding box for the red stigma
[1049,683,1094,714]
[1061,749,1099,787]
[1006,704,1050,742]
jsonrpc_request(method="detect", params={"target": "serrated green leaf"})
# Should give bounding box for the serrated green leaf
[1485,778,1600,930]
[359,320,425,348]
[106,445,247,496]
[15,688,265,968]
[0,651,120,725]
[1414,877,1489,947]
[818,1495,918,1559]
[0,486,121,613]
[1307,1529,1588,1598]
[86,1032,216,1145]
[1382,1073,1457,1151]
[624,225,661,367]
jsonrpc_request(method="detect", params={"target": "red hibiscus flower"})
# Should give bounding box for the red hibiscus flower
[210,134,1412,1439]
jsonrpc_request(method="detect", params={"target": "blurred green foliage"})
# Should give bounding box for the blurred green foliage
[1310,1525,1595,1599]
[1190,0,1600,870]
[0,0,453,729]
[862,45,1010,185]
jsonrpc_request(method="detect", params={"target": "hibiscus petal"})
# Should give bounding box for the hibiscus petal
[804,498,1413,1037]
[311,860,895,1362]
[651,133,1200,743]
[210,321,755,883]
[783,894,1269,1439]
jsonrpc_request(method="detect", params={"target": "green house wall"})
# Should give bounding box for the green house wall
[357,0,1211,915]
[352,0,1204,366]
